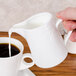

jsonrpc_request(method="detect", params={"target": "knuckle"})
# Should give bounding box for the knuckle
[64,7,72,13]
[65,7,72,11]
[63,7,73,16]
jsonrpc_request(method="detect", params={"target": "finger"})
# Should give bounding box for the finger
[56,7,76,20]
[63,20,76,31]
[69,30,76,42]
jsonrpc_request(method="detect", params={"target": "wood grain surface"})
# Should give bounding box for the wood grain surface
[0,32,76,76]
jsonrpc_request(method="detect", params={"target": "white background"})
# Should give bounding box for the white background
[0,0,75,31]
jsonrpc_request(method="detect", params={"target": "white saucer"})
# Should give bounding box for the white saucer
[18,69,35,76]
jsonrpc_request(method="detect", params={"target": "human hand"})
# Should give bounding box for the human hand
[56,7,76,42]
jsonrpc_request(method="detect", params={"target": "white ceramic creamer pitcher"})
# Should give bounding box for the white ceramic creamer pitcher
[10,12,71,68]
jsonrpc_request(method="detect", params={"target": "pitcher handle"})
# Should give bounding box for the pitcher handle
[56,19,72,45]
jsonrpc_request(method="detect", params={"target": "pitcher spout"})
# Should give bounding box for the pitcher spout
[9,12,52,42]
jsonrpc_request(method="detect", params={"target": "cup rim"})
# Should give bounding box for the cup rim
[0,37,24,59]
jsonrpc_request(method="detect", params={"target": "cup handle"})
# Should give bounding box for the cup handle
[56,19,72,45]
[19,53,34,70]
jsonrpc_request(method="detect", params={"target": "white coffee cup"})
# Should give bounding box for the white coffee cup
[10,12,70,68]
[0,37,34,76]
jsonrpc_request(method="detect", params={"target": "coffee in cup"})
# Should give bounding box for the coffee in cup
[0,43,20,57]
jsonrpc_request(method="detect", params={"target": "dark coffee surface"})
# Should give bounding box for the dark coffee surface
[0,44,20,57]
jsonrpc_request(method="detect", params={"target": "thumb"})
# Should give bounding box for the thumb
[56,7,76,20]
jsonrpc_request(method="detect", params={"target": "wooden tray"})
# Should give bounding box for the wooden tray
[0,32,76,76]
